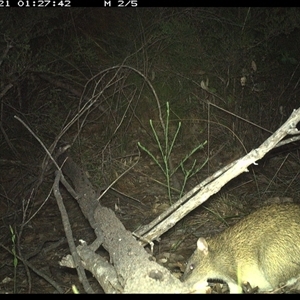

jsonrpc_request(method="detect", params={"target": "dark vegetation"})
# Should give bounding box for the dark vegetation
[1,7,300,293]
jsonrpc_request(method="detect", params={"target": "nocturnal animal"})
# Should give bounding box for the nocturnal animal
[182,203,300,293]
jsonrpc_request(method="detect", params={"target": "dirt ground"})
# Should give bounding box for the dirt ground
[1,111,300,294]
[1,7,300,294]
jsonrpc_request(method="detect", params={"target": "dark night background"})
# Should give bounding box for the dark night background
[1,7,300,293]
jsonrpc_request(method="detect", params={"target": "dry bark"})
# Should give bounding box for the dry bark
[54,149,187,293]
[53,107,300,293]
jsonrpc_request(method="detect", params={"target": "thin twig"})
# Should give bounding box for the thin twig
[53,171,94,294]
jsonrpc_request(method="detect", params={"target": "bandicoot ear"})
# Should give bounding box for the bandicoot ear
[197,238,209,255]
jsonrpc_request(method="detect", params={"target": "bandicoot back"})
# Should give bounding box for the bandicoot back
[182,203,300,293]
